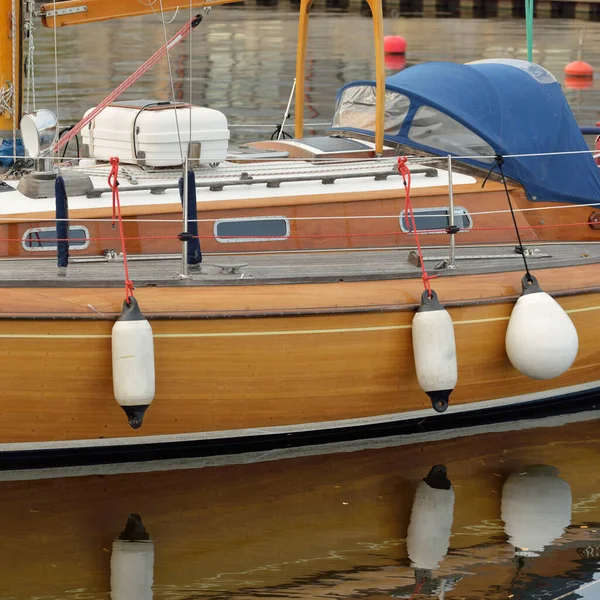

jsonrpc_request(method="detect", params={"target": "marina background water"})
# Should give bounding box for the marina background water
[2,412,600,599]
[6,8,600,599]
[31,8,600,146]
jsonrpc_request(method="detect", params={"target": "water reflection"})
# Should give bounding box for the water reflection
[501,465,572,558]
[396,465,460,598]
[2,416,600,599]
[111,514,154,600]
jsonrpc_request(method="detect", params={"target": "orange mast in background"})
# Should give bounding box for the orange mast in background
[0,0,21,137]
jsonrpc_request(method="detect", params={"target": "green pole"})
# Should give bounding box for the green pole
[526,0,534,62]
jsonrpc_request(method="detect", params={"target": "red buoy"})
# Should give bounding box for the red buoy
[564,74,593,90]
[384,35,407,55]
[564,60,594,78]
[385,54,406,71]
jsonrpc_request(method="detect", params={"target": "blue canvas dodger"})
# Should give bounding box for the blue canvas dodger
[332,59,600,206]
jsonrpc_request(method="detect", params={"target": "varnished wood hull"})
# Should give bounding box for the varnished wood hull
[0,263,600,459]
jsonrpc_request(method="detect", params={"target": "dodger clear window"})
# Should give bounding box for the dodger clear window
[399,207,472,234]
[408,106,494,162]
[214,217,290,243]
[332,85,410,133]
[22,226,90,251]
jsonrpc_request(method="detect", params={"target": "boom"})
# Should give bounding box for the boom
[39,0,244,28]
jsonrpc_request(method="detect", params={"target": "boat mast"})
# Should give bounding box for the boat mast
[0,0,22,140]
[294,0,385,155]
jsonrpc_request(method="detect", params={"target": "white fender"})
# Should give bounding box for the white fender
[112,297,155,428]
[501,465,572,556]
[412,291,457,413]
[111,514,154,600]
[505,275,578,380]
[407,466,455,571]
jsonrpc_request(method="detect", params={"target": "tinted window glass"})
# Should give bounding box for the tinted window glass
[400,208,472,233]
[332,85,410,133]
[215,218,289,242]
[408,106,494,162]
[23,227,89,250]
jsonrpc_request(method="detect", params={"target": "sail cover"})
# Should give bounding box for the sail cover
[332,59,600,205]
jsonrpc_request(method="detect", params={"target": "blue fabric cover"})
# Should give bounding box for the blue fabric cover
[178,170,202,266]
[0,138,24,167]
[334,61,600,205]
[55,175,69,269]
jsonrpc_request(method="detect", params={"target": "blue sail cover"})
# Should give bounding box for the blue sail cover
[332,60,600,205]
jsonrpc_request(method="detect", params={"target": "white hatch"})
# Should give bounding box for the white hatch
[81,100,230,167]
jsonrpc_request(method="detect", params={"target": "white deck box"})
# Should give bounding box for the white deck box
[81,101,229,167]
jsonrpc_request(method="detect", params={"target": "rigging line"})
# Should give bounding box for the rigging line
[25,0,35,112]
[496,154,532,281]
[53,0,59,158]
[158,0,185,164]
[189,0,193,151]
[11,0,16,153]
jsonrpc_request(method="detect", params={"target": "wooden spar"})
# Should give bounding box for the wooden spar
[294,0,313,141]
[294,0,385,155]
[39,0,246,28]
[367,0,385,155]
[0,0,21,138]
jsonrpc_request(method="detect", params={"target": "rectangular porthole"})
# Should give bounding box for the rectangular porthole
[214,217,290,243]
[399,207,472,234]
[22,226,91,251]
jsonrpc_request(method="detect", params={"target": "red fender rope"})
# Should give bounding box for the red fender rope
[108,157,135,303]
[398,156,437,296]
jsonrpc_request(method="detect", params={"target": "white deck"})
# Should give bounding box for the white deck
[0,158,476,216]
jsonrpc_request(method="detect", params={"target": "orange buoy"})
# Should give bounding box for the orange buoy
[564,75,593,90]
[384,35,407,55]
[564,60,594,78]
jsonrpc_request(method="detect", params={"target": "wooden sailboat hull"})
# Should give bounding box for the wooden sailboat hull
[0,261,600,463]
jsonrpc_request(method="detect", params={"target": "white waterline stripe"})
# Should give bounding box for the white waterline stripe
[1,379,598,453]
[0,304,599,339]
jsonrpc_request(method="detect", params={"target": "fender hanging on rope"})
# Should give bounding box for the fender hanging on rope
[485,154,580,380]
[505,274,578,380]
[412,291,458,413]
[109,157,156,428]
[399,157,458,413]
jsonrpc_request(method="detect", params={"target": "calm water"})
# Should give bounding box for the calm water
[1,412,600,599]
[29,9,600,147]
[8,10,600,599]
